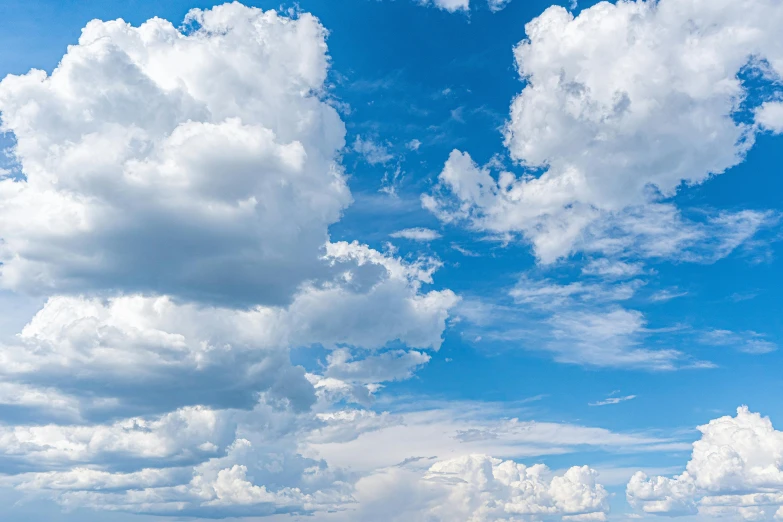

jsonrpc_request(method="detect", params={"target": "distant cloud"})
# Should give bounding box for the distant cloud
[390,227,442,241]
[700,329,778,354]
[353,135,394,165]
[452,244,481,257]
[487,0,512,12]
[406,138,422,151]
[582,259,645,279]
[589,393,637,407]
[418,0,512,13]
[420,0,470,13]
[650,289,688,302]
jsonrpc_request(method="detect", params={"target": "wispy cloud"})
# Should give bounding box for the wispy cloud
[700,329,778,354]
[353,135,394,165]
[589,392,637,407]
[650,289,689,302]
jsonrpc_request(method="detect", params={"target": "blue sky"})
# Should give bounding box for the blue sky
[0,0,782,520]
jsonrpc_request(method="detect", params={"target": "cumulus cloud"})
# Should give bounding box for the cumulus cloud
[424,0,783,263]
[756,101,783,134]
[9,435,353,518]
[0,406,236,470]
[627,407,783,519]
[0,3,350,306]
[351,455,609,521]
[0,240,457,419]
[0,5,464,519]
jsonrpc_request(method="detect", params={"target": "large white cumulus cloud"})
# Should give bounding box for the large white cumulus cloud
[0,2,350,305]
[0,4,466,518]
[627,407,783,520]
[424,0,783,263]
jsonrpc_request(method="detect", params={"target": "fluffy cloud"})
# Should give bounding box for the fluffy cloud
[0,3,350,306]
[627,407,783,519]
[323,348,432,385]
[426,456,608,521]
[0,5,465,518]
[424,0,783,263]
[1,398,661,519]
[8,435,353,518]
[0,406,235,469]
[424,154,775,265]
[756,102,783,134]
[0,240,456,419]
[345,455,609,521]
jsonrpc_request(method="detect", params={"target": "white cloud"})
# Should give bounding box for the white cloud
[425,153,776,264]
[582,259,645,279]
[700,329,778,354]
[421,456,609,521]
[406,139,422,151]
[424,0,783,263]
[317,455,608,522]
[0,4,351,306]
[304,402,688,474]
[324,348,432,384]
[458,273,704,370]
[0,240,457,418]
[756,101,783,134]
[649,289,688,303]
[0,6,468,517]
[589,393,637,407]
[547,309,689,370]
[0,406,235,467]
[510,276,641,310]
[421,0,471,13]
[12,436,353,517]
[487,0,512,12]
[352,135,393,165]
[627,407,783,519]
[390,227,442,241]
